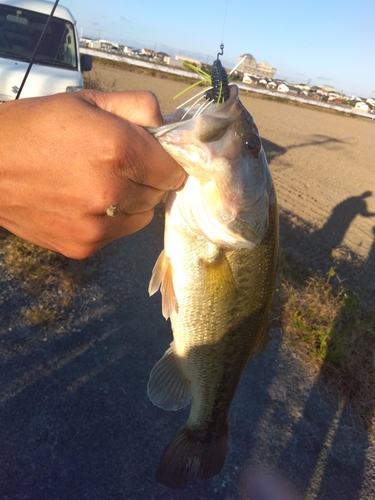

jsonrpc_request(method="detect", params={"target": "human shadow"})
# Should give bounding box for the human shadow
[261,138,287,163]
[261,134,347,167]
[286,134,346,151]
[310,191,375,255]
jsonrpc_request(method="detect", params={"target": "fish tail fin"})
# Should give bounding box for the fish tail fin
[156,421,228,489]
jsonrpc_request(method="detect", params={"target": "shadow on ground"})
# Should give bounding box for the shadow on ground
[0,139,374,499]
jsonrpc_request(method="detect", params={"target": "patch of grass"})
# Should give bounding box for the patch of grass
[0,229,95,327]
[273,250,375,429]
[24,304,62,327]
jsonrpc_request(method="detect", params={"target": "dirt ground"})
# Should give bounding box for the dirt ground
[1,62,375,500]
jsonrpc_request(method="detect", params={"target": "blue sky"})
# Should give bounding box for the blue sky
[62,0,374,97]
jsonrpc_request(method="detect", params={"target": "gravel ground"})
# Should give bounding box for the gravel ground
[1,211,374,500]
[0,63,374,499]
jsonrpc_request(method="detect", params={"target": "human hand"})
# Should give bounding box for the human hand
[0,90,186,258]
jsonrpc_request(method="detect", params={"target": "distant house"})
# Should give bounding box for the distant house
[242,73,257,84]
[99,39,119,51]
[288,85,304,95]
[277,83,289,93]
[295,83,311,92]
[141,48,155,57]
[87,40,101,50]
[79,36,92,47]
[155,52,170,64]
[123,46,135,56]
[327,92,341,101]
[174,55,202,68]
[355,101,370,112]
[315,87,327,97]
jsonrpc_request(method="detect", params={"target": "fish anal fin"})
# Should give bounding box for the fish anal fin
[147,345,191,411]
[156,420,228,489]
[148,250,177,319]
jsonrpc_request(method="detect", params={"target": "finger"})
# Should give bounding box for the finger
[114,119,187,192]
[83,90,164,128]
[105,183,166,216]
[79,90,187,191]
[83,210,155,257]
[40,210,156,260]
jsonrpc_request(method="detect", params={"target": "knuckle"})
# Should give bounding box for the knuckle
[136,90,159,109]
[117,144,148,186]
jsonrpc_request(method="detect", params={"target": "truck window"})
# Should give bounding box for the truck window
[0,4,77,70]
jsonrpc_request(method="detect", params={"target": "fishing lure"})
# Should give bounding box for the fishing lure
[173,44,230,108]
[204,44,230,104]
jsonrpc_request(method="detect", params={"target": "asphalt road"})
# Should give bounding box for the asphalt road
[0,208,374,500]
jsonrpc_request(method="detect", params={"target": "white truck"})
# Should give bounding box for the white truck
[0,0,92,101]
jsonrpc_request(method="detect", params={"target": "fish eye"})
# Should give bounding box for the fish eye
[245,134,262,157]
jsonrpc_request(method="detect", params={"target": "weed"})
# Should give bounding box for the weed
[273,249,375,429]
[0,229,95,327]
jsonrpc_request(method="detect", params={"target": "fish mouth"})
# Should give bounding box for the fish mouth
[147,86,242,141]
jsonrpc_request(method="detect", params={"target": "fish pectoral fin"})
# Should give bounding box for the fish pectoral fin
[147,344,191,411]
[156,420,228,489]
[148,249,168,296]
[148,250,178,319]
[201,250,237,300]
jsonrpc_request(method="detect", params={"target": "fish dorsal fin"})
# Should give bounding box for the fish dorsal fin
[148,250,178,319]
[147,344,191,411]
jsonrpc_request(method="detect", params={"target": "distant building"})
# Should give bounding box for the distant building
[321,84,335,93]
[243,73,258,84]
[236,54,276,79]
[123,46,135,56]
[84,39,119,51]
[174,55,202,68]
[141,48,155,57]
[99,39,119,51]
[277,83,289,93]
[255,61,276,79]
[237,54,257,74]
[155,52,171,64]
[86,39,101,50]
[355,101,370,112]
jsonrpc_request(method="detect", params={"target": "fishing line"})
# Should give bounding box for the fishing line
[15,0,60,99]
[220,0,230,46]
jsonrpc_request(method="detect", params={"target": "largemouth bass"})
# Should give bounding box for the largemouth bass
[148,84,279,489]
